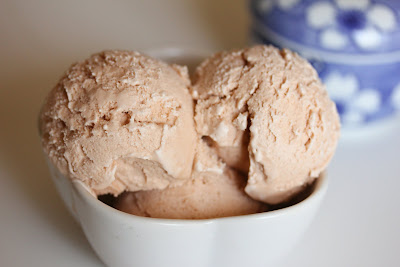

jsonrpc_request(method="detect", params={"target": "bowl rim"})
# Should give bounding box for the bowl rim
[72,172,328,226]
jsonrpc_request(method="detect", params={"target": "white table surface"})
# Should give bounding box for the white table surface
[1,0,399,266]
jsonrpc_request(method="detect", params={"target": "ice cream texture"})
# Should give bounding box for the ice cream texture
[40,50,197,196]
[192,45,340,204]
[40,45,340,219]
[115,140,266,219]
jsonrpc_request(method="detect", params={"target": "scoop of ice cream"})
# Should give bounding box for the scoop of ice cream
[115,168,265,219]
[115,140,266,219]
[192,45,340,204]
[40,50,197,195]
[115,141,266,219]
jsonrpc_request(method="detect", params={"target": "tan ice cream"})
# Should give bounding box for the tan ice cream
[40,50,197,196]
[192,45,340,204]
[115,140,266,219]
[41,46,340,219]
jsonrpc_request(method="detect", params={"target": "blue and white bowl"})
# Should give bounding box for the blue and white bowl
[250,0,400,128]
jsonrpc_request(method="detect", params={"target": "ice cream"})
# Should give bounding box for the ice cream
[40,45,340,219]
[40,50,197,196]
[115,140,266,219]
[192,45,340,204]
[115,168,266,219]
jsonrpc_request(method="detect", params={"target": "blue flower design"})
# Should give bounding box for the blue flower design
[306,0,397,50]
[324,71,382,124]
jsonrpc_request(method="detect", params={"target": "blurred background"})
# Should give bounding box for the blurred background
[0,0,399,266]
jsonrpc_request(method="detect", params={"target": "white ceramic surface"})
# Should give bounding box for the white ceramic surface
[48,158,327,267]
[47,159,327,267]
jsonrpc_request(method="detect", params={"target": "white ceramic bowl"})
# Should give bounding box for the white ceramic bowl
[46,159,327,267]
[44,49,329,267]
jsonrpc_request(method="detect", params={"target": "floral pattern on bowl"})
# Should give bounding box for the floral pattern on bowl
[250,0,400,127]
